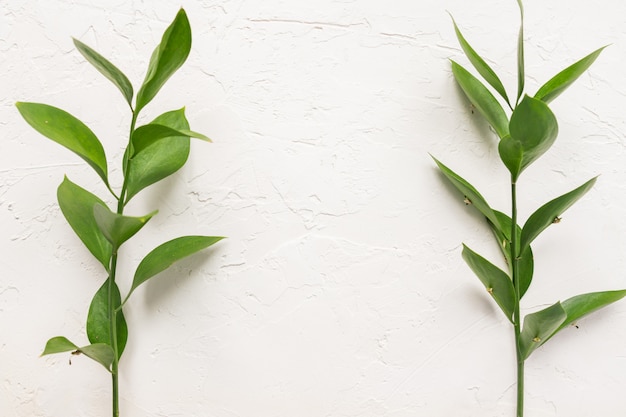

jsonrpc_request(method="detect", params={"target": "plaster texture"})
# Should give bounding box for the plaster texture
[3,0,626,416]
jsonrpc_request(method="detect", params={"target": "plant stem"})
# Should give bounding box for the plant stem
[109,248,120,417]
[510,180,523,417]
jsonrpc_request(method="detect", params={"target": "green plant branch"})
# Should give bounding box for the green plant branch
[109,245,120,417]
[510,180,523,417]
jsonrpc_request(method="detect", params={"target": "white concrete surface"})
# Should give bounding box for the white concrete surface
[3,0,626,416]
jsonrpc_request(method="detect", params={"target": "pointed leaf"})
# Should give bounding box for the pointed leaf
[125,236,224,302]
[498,136,523,179]
[555,290,626,336]
[450,14,510,106]
[132,123,210,156]
[87,279,128,360]
[516,0,525,103]
[489,211,534,298]
[431,156,502,232]
[57,177,112,271]
[41,337,114,372]
[462,244,515,321]
[16,102,108,185]
[519,302,567,359]
[135,9,191,113]
[451,61,510,139]
[535,47,606,104]
[124,109,191,203]
[73,38,134,106]
[520,177,597,253]
[93,204,156,248]
[508,95,559,178]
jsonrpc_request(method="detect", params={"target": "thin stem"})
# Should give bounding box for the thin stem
[109,246,120,417]
[510,180,524,417]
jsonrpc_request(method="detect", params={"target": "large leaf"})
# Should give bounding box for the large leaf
[41,336,115,372]
[15,102,109,185]
[93,204,156,248]
[520,177,597,253]
[450,14,510,106]
[535,47,606,104]
[131,123,210,157]
[87,279,128,360]
[450,61,510,139]
[554,290,626,336]
[73,38,134,106]
[461,244,515,322]
[135,9,191,113]
[489,211,534,298]
[124,109,191,203]
[504,95,559,180]
[57,177,112,271]
[431,156,502,232]
[124,236,224,303]
[519,302,567,359]
[515,0,525,103]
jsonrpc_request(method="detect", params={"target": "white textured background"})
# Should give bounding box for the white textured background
[3,1,626,416]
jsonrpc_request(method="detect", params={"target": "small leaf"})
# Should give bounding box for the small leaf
[125,236,224,302]
[41,336,78,356]
[41,337,115,372]
[498,136,523,179]
[450,14,510,106]
[507,95,559,179]
[431,156,502,232]
[93,204,156,248]
[516,0,525,103]
[135,9,191,113]
[87,279,128,360]
[16,102,109,185]
[451,61,510,139]
[132,123,210,156]
[57,177,112,271]
[489,211,534,298]
[73,38,134,106]
[124,109,191,203]
[535,47,606,104]
[520,177,597,253]
[519,302,567,359]
[462,244,516,322]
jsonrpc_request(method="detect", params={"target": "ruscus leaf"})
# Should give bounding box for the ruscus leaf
[135,9,191,113]
[41,336,78,356]
[41,337,115,372]
[125,236,224,302]
[450,61,510,139]
[554,290,626,336]
[462,244,516,322]
[520,177,597,253]
[57,177,112,271]
[87,279,128,360]
[516,0,525,103]
[535,46,606,104]
[16,102,109,185]
[93,204,157,248]
[73,38,134,106]
[131,122,210,157]
[519,302,567,359]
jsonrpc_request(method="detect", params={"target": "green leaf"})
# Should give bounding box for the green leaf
[516,0,525,103]
[87,279,128,360]
[431,156,502,232]
[555,290,626,335]
[57,177,112,271]
[131,123,210,157]
[125,236,224,303]
[489,211,534,298]
[520,177,597,253]
[519,302,567,359]
[498,136,523,179]
[73,38,134,106]
[41,336,115,372]
[461,244,515,322]
[506,95,559,179]
[124,109,191,203]
[15,102,109,185]
[535,47,606,104]
[135,9,191,113]
[93,204,156,248]
[450,14,510,106]
[451,61,510,139]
